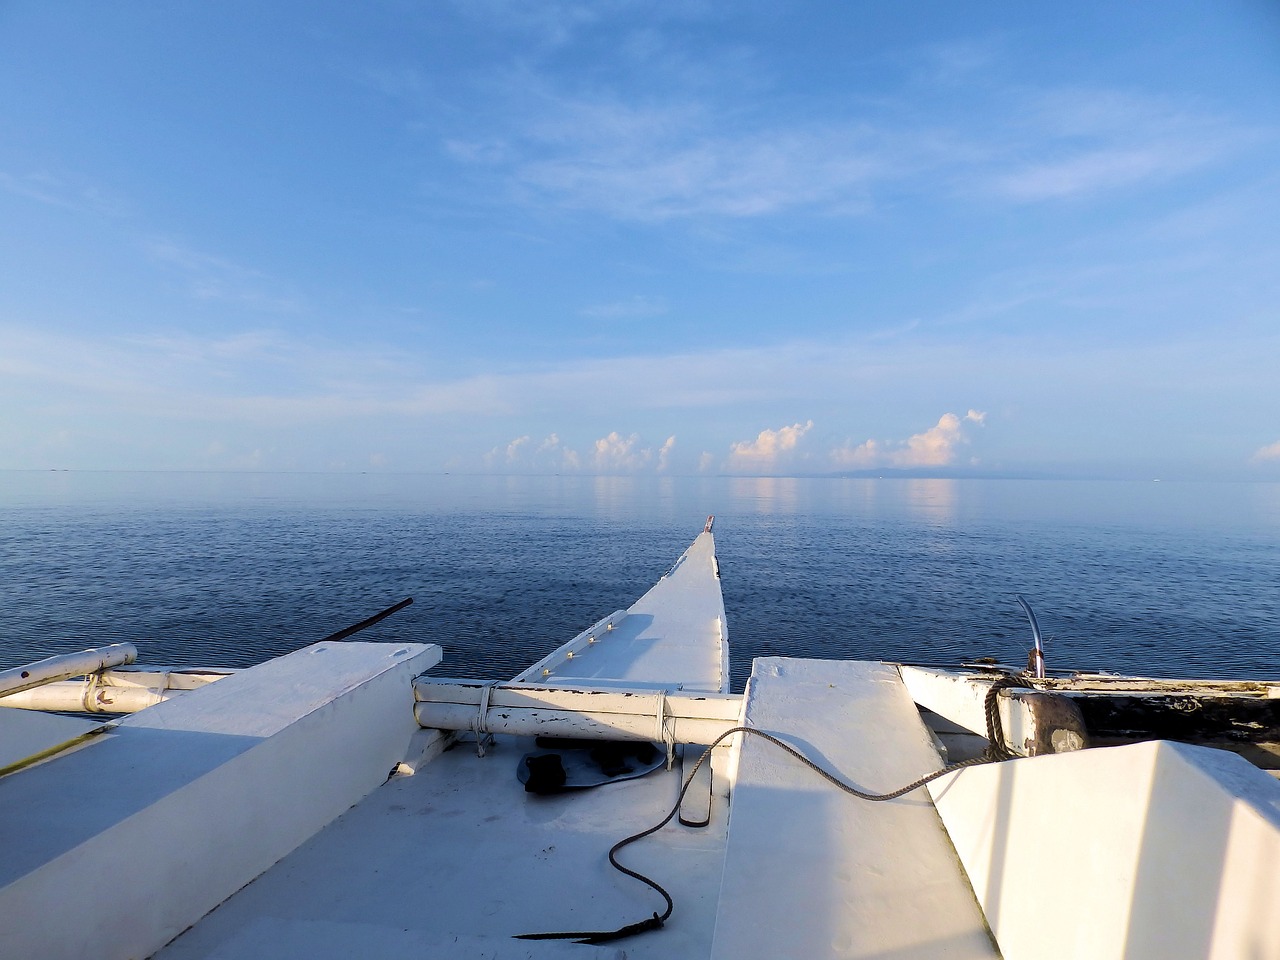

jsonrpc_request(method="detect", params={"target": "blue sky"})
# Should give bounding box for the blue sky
[2,1,1278,478]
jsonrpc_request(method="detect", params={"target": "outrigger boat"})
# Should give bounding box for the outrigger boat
[1,519,1277,959]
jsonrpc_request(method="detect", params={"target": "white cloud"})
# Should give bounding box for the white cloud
[656,435,676,472]
[832,410,985,469]
[485,430,676,474]
[505,435,531,461]
[1252,440,1280,462]
[725,420,813,472]
[592,431,650,472]
[6,314,1278,477]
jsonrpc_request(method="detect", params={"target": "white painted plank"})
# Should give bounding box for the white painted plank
[711,658,999,960]
[514,530,729,694]
[0,641,440,960]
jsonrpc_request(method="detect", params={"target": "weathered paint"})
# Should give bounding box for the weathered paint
[900,665,1089,756]
[413,677,741,744]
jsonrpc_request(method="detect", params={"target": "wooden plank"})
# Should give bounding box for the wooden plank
[414,678,740,719]
[412,681,742,745]
[0,641,441,960]
[710,658,999,960]
[508,530,728,694]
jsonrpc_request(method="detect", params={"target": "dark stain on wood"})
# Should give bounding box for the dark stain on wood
[1073,694,1280,768]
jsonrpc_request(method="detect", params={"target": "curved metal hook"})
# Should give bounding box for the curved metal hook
[1016,594,1046,679]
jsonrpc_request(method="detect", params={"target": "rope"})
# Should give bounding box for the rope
[982,673,1032,761]
[471,681,498,758]
[515,671,1032,945]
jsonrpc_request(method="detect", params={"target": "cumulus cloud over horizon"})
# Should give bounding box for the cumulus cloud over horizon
[482,412,986,475]
[725,420,814,473]
[831,410,986,469]
[484,430,675,473]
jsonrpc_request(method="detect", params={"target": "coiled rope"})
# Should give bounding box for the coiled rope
[516,672,1031,945]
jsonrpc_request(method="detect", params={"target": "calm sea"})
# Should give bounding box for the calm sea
[2,471,1278,690]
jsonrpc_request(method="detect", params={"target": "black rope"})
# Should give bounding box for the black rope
[516,672,1031,946]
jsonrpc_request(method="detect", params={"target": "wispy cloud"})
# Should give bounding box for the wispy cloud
[143,237,301,311]
[580,295,669,319]
[439,52,1252,222]
[985,90,1240,203]
[6,317,1277,475]
[832,410,985,469]
[996,148,1181,202]
[509,103,883,222]
[0,169,128,216]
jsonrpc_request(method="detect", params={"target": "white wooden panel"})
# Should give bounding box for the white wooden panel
[0,641,440,960]
[711,658,999,960]
[930,739,1280,960]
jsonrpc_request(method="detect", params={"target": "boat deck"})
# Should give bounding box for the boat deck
[5,524,1280,959]
[157,657,1003,960]
[158,732,730,959]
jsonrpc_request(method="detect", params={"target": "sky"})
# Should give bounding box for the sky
[1,1,1278,479]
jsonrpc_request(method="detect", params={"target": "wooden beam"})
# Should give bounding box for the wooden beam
[413,678,742,744]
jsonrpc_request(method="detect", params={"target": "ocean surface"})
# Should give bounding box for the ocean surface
[2,471,1278,691]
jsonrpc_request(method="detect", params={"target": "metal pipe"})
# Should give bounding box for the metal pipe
[0,644,138,698]
[1016,594,1046,679]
